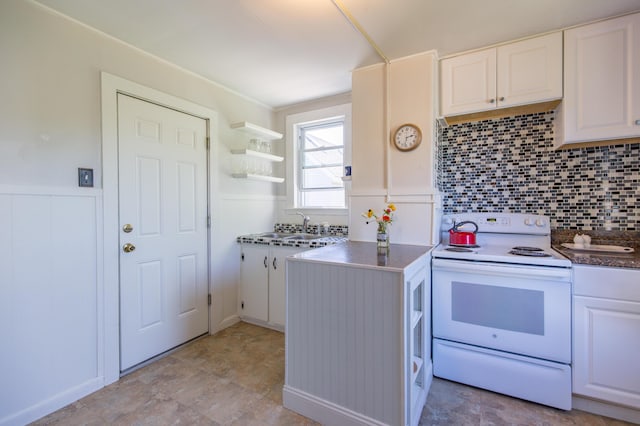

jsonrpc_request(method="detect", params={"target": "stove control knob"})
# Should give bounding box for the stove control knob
[535,218,546,227]
[524,218,534,226]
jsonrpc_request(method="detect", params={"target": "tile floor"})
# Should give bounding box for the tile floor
[35,322,633,425]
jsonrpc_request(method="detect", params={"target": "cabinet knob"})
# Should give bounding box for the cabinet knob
[635,119,640,125]
[489,98,495,104]
[499,97,505,102]
[264,256,268,268]
[273,257,277,270]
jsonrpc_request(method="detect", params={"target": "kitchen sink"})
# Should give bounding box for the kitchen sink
[257,232,323,240]
[258,232,295,238]
[284,233,323,240]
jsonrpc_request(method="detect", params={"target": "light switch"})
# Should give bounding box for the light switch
[78,168,93,187]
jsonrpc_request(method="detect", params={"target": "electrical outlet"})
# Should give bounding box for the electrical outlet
[78,168,93,187]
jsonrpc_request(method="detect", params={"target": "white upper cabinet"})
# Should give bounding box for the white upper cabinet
[497,33,563,108]
[440,49,497,116]
[441,32,562,117]
[558,12,640,146]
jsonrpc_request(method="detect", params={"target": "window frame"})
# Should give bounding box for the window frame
[285,103,351,214]
[297,119,345,207]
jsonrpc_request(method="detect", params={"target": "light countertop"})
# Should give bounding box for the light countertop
[288,240,433,271]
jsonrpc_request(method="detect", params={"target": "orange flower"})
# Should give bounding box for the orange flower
[363,204,396,227]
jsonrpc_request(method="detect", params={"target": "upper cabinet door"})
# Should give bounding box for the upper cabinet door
[440,48,496,116]
[440,32,562,118]
[497,32,563,108]
[562,13,640,144]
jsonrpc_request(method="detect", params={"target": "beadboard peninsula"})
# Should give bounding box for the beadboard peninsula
[283,241,432,426]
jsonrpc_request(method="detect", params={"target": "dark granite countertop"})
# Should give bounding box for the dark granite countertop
[288,240,433,272]
[552,229,640,270]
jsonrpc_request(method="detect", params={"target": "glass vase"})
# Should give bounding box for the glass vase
[377,226,389,249]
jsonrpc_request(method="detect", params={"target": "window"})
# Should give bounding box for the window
[298,119,344,208]
[285,104,351,210]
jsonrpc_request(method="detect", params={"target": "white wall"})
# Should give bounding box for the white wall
[0,0,280,423]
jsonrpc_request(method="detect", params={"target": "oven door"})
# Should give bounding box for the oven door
[432,258,571,363]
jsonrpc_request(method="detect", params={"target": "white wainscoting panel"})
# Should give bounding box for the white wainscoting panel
[0,186,103,426]
[285,261,403,425]
[349,193,441,246]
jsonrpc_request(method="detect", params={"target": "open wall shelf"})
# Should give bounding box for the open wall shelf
[230,121,283,140]
[231,173,284,183]
[230,149,284,162]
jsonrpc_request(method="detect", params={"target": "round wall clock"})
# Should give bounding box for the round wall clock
[392,123,422,151]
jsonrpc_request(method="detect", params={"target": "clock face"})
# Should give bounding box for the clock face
[393,124,421,151]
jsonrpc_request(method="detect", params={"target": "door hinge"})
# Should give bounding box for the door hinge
[208,293,212,306]
[241,301,245,310]
[207,215,211,228]
[206,136,210,150]
[241,252,245,261]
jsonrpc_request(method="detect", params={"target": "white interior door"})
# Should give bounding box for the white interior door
[118,93,209,371]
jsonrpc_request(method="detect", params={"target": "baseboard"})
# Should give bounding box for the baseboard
[215,314,240,333]
[283,385,388,426]
[239,317,284,333]
[0,377,103,426]
[572,395,640,424]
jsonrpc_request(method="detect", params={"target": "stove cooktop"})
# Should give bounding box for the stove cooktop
[432,243,571,267]
[435,213,571,267]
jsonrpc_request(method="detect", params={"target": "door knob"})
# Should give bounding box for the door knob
[123,243,136,253]
[122,224,134,233]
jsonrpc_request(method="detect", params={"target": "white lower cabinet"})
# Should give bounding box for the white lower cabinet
[268,246,305,327]
[573,265,640,410]
[239,244,269,322]
[239,244,308,328]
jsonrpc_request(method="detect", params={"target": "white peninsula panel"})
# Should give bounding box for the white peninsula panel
[284,241,432,426]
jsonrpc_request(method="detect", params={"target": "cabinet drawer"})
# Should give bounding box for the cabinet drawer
[573,265,640,301]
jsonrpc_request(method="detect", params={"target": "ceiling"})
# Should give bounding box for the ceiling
[35,0,640,109]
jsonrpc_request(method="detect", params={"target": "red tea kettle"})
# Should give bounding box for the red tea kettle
[449,221,479,245]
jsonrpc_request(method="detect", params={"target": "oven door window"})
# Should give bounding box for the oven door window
[452,282,544,335]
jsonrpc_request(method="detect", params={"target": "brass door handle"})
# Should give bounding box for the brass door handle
[123,243,136,253]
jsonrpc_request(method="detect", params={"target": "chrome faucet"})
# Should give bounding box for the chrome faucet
[297,212,310,233]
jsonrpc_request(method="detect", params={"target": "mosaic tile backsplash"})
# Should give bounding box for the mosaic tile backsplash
[437,111,639,231]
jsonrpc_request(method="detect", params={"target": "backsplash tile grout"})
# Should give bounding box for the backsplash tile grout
[437,111,639,231]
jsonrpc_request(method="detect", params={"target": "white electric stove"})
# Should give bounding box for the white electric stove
[432,213,573,410]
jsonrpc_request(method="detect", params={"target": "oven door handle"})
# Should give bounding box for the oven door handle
[432,258,571,281]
